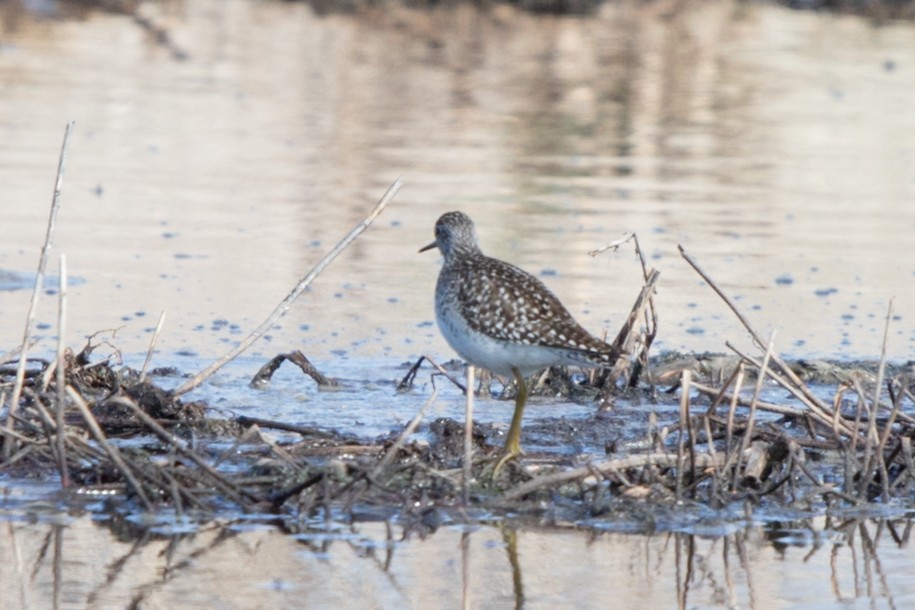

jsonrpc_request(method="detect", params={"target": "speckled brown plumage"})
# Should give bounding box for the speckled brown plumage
[421,211,621,377]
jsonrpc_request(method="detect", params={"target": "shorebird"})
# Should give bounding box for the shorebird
[420,211,623,467]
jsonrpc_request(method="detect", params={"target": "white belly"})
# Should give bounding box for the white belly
[436,301,563,377]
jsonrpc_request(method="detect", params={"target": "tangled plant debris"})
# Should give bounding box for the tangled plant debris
[2,334,914,531]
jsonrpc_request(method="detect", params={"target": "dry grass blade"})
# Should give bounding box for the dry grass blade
[602,268,659,388]
[678,244,761,344]
[3,121,75,460]
[900,437,915,491]
[589,233,658,388]
[174,177,402,397]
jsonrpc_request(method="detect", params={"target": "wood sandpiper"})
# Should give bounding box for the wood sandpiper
[420,211,623,466]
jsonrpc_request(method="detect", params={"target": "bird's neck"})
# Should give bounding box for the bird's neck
[443,243,483,265]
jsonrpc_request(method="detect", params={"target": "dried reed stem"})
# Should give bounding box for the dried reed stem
[725,364,745,455]
[372,389,434,478]
[55,254,69,487]
[463,365,475,505]
[678,244,761,345]
[679,245,836,421]
[692,383,807,419]
[111,395,259,507]
[174,178,402,397]
[733,332,776,492]
[397,356,467,392]
[139,311,167,383]
[608,268,659,351]
[588,232,635,257]
[499,451,726,502]
[676,369,690,500]
[900,437,915,490]
[703,415,719,499]
[67,386,153,511]
[3,121,75,460]
[704,363,743,418]
[629,234,660,363]
[860,298,894,500]
[726,342,855,438]
[590,233,658,387]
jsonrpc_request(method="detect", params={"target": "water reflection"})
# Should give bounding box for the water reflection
[3,511,914,608]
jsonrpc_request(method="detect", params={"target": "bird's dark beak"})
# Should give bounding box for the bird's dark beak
[419,241,437,253]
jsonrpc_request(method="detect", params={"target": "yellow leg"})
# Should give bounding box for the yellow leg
[494,367,527,475]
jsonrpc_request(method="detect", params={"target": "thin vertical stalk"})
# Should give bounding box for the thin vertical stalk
[55,254,70,487]
[463,365,475,505]
[677,369,691,500]
[3,121,75,460]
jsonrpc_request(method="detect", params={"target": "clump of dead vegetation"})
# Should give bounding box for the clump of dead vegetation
[2,124,914,530]
[3,324,913,525]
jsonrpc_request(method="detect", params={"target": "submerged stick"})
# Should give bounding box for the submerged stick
[174,178,402,397]
[249,351,337,389]
[3,121,75,460]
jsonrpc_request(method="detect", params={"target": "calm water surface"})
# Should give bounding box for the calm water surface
[2,1,915,608]
[1,0,913,363]
[1,502,914,609]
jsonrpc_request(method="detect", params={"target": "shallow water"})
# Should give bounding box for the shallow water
[2,500,914,609]
[2,0,915,608]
